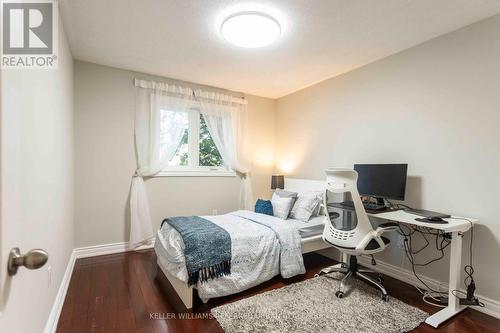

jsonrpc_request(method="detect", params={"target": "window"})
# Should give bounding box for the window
[159,109,233,176]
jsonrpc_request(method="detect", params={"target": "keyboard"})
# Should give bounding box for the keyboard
[340,201,386,211]
[405,208,451,219]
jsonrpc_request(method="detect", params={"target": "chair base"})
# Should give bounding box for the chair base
[315,256,389,301]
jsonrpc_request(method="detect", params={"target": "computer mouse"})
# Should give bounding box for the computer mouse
[415,217,448,224]
[427,216,444,222]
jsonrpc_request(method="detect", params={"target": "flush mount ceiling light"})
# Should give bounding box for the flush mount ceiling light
[220,11,281,48]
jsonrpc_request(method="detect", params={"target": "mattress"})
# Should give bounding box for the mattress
[286,215,326,238]
[286,215,325,229]
[155,210,307,300]
[155,214,325,271]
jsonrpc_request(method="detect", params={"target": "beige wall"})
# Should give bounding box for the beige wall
[74,61,275,247]
[275,15,500,301]
[0,21,74,332]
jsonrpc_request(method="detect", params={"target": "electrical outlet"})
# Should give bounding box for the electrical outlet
[47,265,52,287]
[212,209,218,215]
[442,233,452,240]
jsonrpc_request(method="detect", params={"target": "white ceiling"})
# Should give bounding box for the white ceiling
[60,0,500,98]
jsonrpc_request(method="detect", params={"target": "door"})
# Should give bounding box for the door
[0,27,74,333]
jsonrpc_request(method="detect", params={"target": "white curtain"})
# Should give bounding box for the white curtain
[130,79,252,248]
[130,79,195,247]
[195,90,253,210]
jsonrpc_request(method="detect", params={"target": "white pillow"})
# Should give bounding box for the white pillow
[289,193,322,222]
[271,193,294,219]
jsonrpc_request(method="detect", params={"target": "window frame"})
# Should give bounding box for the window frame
[157,106,235,177]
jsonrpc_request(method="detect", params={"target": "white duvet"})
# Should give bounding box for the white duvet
[154,210,306,301]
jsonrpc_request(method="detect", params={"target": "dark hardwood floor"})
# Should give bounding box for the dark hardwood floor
[57,250,499,333]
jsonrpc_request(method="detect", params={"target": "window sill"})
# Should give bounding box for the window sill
[155,169,236,177]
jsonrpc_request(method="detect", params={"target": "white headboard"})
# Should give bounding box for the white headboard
[284,178,327,215]
[284,178,325,193]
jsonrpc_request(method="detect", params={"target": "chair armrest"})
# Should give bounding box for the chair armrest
[356,233,374,252]
[356,231,388,251]
[356,224,399,252]
[374,222,398,237]
[378,222,399,228]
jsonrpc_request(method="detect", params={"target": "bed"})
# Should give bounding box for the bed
[154,178,331,310]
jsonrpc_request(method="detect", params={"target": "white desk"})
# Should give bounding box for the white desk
[368,209,478,328]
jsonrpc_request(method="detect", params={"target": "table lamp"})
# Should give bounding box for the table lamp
[271,175,284,190]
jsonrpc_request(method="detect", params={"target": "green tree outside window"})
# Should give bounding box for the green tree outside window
[173,114,223,167]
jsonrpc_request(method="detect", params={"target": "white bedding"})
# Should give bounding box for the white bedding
[286,215,325,230]
[154,210,316,301]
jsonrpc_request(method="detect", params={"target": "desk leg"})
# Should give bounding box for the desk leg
[425,231,467,328]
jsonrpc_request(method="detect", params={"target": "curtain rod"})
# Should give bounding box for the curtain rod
[134,78,248,105]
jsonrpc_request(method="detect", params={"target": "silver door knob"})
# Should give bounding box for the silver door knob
[7,247,48,276]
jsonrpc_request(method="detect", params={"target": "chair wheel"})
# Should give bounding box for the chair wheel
[377,275,384,284]
[335,291,344,299]
[382,294,389,302]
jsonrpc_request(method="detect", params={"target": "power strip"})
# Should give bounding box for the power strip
[438,296,448,305]
[437,295,481,307]
[460,297,481,306]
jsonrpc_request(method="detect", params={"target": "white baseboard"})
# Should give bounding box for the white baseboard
[73,240,154,259]
[43,240,154,333]
[356,256,447,292]
[43,251,76,333]
[73,241,129,259]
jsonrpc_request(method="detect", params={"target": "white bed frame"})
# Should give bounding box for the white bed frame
[156,178,331,311]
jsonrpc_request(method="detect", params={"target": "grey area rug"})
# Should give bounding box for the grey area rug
[211,273,428,333]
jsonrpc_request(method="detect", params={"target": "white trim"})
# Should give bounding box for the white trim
[156,169,236,177]
[44,241,155,333]
[188,111,200,167]
[43,251,76,333]
[73,241,155,259]
[73,242,130,259]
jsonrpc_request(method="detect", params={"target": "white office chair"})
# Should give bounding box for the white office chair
[316,168,398,301]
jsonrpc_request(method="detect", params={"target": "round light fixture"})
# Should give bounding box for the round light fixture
[220,11,281,48]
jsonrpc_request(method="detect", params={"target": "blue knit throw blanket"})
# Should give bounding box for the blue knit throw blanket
[162,216,231,286]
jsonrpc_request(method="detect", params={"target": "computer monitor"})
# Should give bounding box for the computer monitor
[353,164,408,204]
